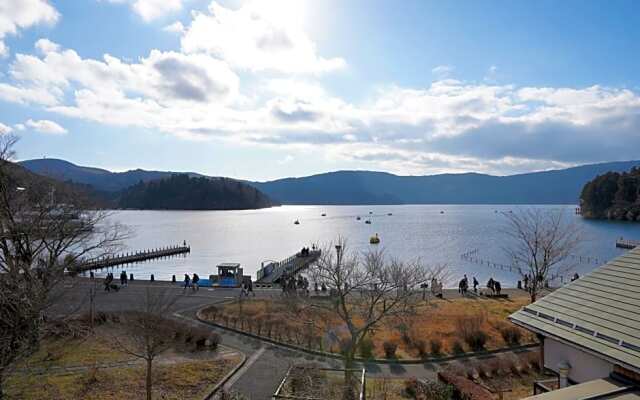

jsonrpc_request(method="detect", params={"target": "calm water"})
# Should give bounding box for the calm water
[93,205,639,286]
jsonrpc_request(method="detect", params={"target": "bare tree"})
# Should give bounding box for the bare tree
[306,237,447,399]
[112,288,179,400]
[0,134,127,399]
[503,208,581,303]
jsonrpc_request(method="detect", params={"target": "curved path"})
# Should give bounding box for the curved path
[52,279,537,400]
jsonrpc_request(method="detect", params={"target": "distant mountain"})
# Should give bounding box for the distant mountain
[19,158,204,192]
[250,161,640,205]
[118,174,275,210]
[20,158,275,210]
[21,157,640,205]
[580,167,640,221]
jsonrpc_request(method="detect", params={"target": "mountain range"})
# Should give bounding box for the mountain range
[19,158,640,205]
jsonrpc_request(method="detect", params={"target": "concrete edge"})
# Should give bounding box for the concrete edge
[202,349,248,400]
[195,307,539,365]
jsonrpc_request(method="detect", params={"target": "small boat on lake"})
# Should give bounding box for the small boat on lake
[387,213,392,216]
[321,213,326,216]
[370,233,380,244]
[365,219,372,224]
[356,216,361,221]
[440,211,445,214]
[294,219,300,225]
[369,211,373,214]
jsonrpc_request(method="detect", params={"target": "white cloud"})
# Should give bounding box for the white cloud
[0,122,12,134]
[106,0,185,22]
[0,0,59,56]
[432,65,454,79]
[7,41,240,106]
[35,38,60,54]
[180,1,346,74]
[163,21,184,34]
[13,123,25,131]
[25,118,67,134]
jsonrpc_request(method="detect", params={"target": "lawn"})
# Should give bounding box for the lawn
[201,293,535,359]
[5,325,241,400]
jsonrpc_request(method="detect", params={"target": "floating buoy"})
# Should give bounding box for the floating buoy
[321,213,326,217]
[370,233,380,244]
[356,216,361,220]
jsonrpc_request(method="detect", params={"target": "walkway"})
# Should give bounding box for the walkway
[51,278,538,400]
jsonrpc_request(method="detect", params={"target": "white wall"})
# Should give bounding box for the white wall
[544,338,613,383]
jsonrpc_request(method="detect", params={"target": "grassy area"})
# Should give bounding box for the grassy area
[207,294,534,358]
[5,325,240,400]
[6,359,239,400]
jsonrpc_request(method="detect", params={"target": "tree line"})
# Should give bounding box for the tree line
[580,167,640,221]
[117,174,275,210]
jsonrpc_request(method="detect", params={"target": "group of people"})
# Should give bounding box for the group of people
[183,273,200,292]
[457,274,480,295]
[281,272,310,295]
[298,247,314,257]
[241,280,255,297]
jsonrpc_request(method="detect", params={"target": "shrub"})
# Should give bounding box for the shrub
[500,326,522,346]
[451,341,465,355]
[383,341,398,358]
[358,337,375,359]
[405,378,454,400]
[465,330,488,351]
[438,372,493,400]
[339,338,354,356]
[414,339,428,358]
[430,339,443,356]
[456,314,488,351]
[206,332,221,349]
[522,351,541,371]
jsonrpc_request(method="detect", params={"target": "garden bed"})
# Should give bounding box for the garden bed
[5,320,241,400]
[199,295,535,359]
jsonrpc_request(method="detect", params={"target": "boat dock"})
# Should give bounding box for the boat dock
[616,238,640,249]
[74,245,190,272]
[256,250,321,285]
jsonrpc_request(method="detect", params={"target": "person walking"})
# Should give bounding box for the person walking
[473,277,479,293]
[192,273,200,292]
[120,270,126,286]
[183,274,191,292]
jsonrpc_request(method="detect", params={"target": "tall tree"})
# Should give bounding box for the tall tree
[305,237,446,399]
[0,134,126,399]
[503,208,581,303]
[112,288,179,400]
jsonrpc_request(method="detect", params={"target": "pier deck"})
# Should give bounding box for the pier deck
[256,250,321,285]
[74,245,190,272]
[616,239,640,249]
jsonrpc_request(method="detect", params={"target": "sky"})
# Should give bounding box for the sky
[1,0,640,181]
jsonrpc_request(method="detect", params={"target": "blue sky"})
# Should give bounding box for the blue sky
[1,0,640,180]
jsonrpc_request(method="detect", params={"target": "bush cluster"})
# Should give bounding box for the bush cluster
[383,341,398,358]
[499,326,522,346]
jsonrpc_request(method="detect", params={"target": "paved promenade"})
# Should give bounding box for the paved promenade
[50,278,537,400]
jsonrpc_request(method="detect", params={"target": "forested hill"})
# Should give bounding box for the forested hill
[251,160,640,205]
[118,174,275,210]
[580,167,640,221]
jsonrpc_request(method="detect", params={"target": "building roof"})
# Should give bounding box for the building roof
[217,263,241,269]
[523,378,640,400]
[509,247,640,373]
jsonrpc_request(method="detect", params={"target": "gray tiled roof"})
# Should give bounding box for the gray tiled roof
[509,247,640,372]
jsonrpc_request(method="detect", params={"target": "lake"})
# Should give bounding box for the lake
[94,205,639,286]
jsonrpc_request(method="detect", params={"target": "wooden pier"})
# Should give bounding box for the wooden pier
[616,238,640,249]
[256,250,321,285]
[74,245,190,272]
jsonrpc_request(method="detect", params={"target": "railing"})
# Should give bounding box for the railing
[533,377,559,395]
[616,238,640,249]
[74,245,190,272]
